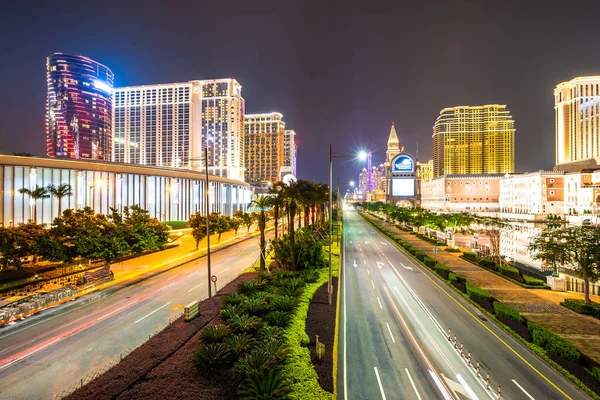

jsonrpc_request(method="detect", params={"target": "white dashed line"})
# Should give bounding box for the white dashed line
[386,322,395,343]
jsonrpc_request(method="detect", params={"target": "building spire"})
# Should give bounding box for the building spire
[388,122,399,145]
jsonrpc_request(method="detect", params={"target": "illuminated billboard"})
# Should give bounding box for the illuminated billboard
[392,155,414,173]
[392,178,415,197]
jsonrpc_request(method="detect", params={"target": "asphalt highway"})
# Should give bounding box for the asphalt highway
[0,233,268,400]
[338,209,590,400]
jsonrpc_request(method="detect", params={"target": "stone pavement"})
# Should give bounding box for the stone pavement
[363,213,600,364]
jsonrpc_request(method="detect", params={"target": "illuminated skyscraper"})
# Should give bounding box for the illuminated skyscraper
[244,113,285,183]
[555,76,600,170]
[46,53,114,160]
[113,79,245,181]
[283,129,297,177]
[432,105,515,177]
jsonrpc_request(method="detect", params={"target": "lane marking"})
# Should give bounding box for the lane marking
[188,283,203,292]
[216,267,230,276]
[371,280,375,289]
[385,322,395,343]
[374,367,387,400]
[0,338,60,371]
[456,374,479,400]
[157,282,176,292]
[429,370,453,400]
[405,368,422,400]
[377,297,383,309]
[87,347,93,352]
[367,268,371,276]
[96,301,136,321]
[166,273,180,281]
[376,261,384,269]
[134,302,172,324]
[363,260,367,265]
[512,379,535,400]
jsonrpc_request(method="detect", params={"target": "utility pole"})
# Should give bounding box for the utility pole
[205,147,212,298]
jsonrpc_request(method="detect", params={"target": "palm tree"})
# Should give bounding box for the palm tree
[19,185,50,223]
[281,180,302,265]
[47,183,73,218]
[267,183,284,239]
[253,196,270,271]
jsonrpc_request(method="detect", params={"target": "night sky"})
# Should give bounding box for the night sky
[2,0,600,186]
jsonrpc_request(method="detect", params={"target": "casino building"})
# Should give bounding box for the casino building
[46,53,114,161]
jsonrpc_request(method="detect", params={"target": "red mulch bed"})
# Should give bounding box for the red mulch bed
[305,277,338,393]
[66,272,259,400]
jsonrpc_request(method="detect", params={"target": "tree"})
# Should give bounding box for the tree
[0,226,29,269]
[529,226,600,304]
[267,184,285,238]
[189,212,207,250]
[37,207,95,264]
[240,212,254,232]
[17,221,46,264]
[253,196,271,271]
[19,185,50,223]
[47,183,73,218]
[229,216,242,236]
[210,213,230,242]
[121,205,169,254]
[75,210,130,269]
[442,212,474,247]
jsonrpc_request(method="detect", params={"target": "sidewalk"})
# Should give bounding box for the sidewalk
[363,213,600,364]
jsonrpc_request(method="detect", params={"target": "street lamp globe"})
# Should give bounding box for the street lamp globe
[358,151,368,161]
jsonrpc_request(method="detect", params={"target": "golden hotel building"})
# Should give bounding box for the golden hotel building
[432,105,515,177]
[244,113,285,183]
[555,76,600,171]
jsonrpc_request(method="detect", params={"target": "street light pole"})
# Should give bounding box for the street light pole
[328,144,333,305]
[205,147,212,298]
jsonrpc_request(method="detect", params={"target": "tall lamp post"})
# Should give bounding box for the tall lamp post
[329,145,363,305]
[336,179,354,244]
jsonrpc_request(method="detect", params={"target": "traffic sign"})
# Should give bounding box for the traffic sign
[211,275,217,283]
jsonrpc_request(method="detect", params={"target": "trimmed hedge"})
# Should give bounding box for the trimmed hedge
[523,275,547,287]
[479,258,497,269]
[493,301,524,324]
[498,264,520,275]
[435,263,449,275]
[415,251,427,262]
[444,247,461,253]
[466,282,491,301]
[424,256,435,268]
[462,251,476,262]
[528,322,581,362]
[561,298,600,316]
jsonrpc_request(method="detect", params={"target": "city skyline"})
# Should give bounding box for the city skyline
[3,1,600,185]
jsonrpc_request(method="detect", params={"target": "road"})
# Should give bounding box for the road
[338,209,589,400]
[0,232,268,400]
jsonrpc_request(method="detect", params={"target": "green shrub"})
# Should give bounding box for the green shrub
[560,298,600,315]
[463,251,476,261]
[233,349,276,383]
[493,301,524,323]
[270,295,297,312]
[163,220,188,229]
[200,324,231,344]
[300,269,320,284]
[528,322,580,362]
[498,264,520,275]
[266,310,292,327]
[223,293,247,307]
[445,247,461,253]
[408,246,418,255]
[424,256,435,268]
[237,369,291,400]
[240,297,268,316]
[257,326,285,342]
[435,263,449,275]
[479,258,497,269]
[224,333,256,358]
[220,304,242,322]
[401,242,412,250]
[466,282,491,301]
[228,314,263,333]
[282,277,305,298]
[415,251,427,262]
[193,343,233,376]
[523,275,547,287]
[448,271,457,281]
[238,280,258,295]
[588,366,600,383]
[257,338,290,363]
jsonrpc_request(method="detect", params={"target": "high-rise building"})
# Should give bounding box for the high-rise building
[432,105,515,177]
[417,160,434,183]
[244,112,285,183]
[113,83,192,168]
[283,129,297,178]
[46,53,114,160]
[555,76,600,170]
[113,79,245,181]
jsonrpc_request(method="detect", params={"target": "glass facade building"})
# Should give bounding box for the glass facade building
[283,129,297,178]
[432,105,515,177]
[0,155,251,226]
[46,53,114,160]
